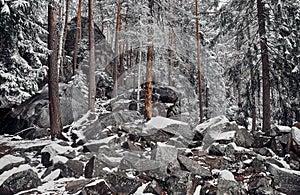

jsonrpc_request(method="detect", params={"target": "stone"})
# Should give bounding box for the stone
[155,86,179,103]
[163,123,194,141]
[197,116,238,149]
[55,159,84,178]
[177,155,211,178]
[104,172,141,194]
[208,143,226,156]
[216,170,242,195]
[66,179,91,194]
[270,138,286,157]
[248,173,274,195]
[151,143,178,172]
[267,163,300,194]
[85,154,121,178]
[83,110,142,141]
[17,126,49,140]
[0,169,42,194]
[0,155,25,174]
[235,127,254,147]
[143,180,164,195]
[165,176,188,195]
[0,83,88,135]
[252,132,272,148]
[80,180,112,195]
[120,153,160,172]
[141,129,174,144]
[0,144,12,158]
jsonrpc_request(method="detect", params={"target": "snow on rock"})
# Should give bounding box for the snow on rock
[0,155,24,171]
[275,125,291,133]
[144,116,188,130]
[194,115,229,133]
[42,169,61,182]
[219,170,236,181]
[41,142,74,156]
[292,127,300,145]
[0,164,32,186]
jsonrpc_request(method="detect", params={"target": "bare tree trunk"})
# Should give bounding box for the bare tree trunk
[195,0,204,123]
[145,43,153,120]
[88,0,96,112]
[63,0,69,46]
[58,0,66,82]
[73,0,82,75]
[169,29,175,86]
[48,1,62,139]
[113,2,122,97]
[257,0,271,133]
[137,45,142,112]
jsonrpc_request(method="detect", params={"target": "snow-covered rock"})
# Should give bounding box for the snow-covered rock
[0,168,42,194]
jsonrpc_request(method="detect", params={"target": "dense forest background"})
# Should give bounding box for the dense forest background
[0,0,299,130]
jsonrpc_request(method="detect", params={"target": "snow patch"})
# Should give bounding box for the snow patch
[292,127,300,145]
[0,164,32,186]
[42,169,61,182]
[0,155,24,170]
[219,170,236,181]
[275,125,291,133]
[145,116,188,130]
[133,182,153,195]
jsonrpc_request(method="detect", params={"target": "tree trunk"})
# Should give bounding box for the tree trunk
[195,0,204,123]
[137,45,142,112]
[113,2,122,97]
[48,1,62,139]
[257,0,271,133]
[88,0,96,112]
[73,0,82,75]
[58,0,66,82]
[63,0,69,46]
[169,29,175,86]
[145,43,153,120]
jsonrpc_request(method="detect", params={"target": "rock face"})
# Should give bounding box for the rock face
[0,169,42,194]
[0,83,88,135]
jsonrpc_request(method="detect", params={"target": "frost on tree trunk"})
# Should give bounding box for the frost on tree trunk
[73,0,82,75]
[195,0,203,123]
[48,0,62,139]
[257,0,271,133]
[88,0,96,112]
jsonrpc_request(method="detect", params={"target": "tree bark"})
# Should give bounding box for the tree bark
[58,0,66,82]
[48,1,62,139]
[145,0,154,120]
[73,0,82,75]
[257,0,271,133]
[63,0,69,46]
[169,29,175,86]
[113,2,122,97]
[145,43,153,120]
[195,0,204,123]
[88,0,96,112]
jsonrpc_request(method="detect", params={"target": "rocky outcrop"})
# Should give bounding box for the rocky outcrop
[0,83,88,136]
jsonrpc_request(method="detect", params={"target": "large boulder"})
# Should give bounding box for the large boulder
[267,163,300,194]
[0,83,88,135]
[83,110,142,141]
[194,115,238,149]
[0,169,42,194]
